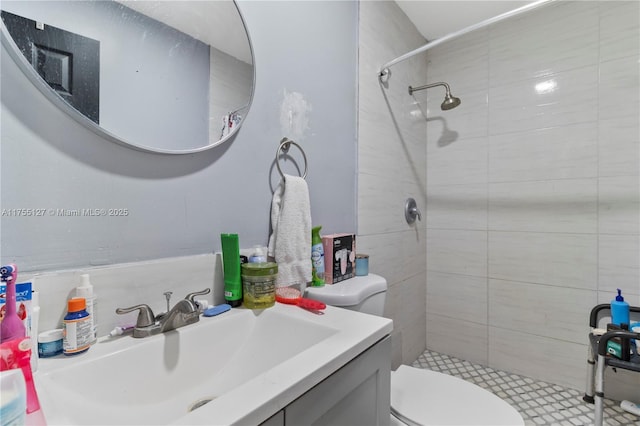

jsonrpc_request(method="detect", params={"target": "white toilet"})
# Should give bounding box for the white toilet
[306,274,524,426]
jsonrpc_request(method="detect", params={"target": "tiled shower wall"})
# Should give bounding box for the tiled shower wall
[357,1,428,368]
[422,1,639,398]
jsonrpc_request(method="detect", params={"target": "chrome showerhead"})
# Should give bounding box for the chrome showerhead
[408,81,461,111]
[441,93,461,111]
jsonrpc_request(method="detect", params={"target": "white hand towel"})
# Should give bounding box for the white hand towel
[268,174,312,288]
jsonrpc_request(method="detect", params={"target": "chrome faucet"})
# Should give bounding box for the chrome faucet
[116,288,211,338]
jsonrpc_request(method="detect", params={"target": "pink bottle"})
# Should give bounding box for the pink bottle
[1,264,26,343]
[0,264,38,414]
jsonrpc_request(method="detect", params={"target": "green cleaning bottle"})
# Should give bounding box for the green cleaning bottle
[311,226,325,287]
[221,233,242,307]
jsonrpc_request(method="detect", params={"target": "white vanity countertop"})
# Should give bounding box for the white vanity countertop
[174,304,393,425]
[32,303,393,426]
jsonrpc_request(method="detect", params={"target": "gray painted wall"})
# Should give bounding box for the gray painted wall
[2,0,211,151]
[0,0,358,272]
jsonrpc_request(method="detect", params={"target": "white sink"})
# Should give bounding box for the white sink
[35,303,392,425]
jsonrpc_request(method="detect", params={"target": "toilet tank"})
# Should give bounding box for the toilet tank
[305,274,388,317]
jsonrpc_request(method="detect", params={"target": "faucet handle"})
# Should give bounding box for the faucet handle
[185,288,211,303]
[163,291,173,313]
[404,198,422,224]
[115,304,156,328]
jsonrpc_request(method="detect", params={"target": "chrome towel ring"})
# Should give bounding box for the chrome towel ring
[276,137,308,179]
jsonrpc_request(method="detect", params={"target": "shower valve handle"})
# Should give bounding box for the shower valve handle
[405,198,422,224]
[410,206,422,221]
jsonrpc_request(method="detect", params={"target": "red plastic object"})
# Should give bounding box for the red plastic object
[0,337,41,413]
[275,287,326,311]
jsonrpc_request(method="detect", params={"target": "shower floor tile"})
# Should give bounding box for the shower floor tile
[411,350,640,426]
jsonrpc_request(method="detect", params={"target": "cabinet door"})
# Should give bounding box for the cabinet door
[260,410,285,426]
[285,336,391,426]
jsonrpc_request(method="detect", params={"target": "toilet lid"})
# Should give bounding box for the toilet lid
[390,366,524,426]
[305,273,387,306]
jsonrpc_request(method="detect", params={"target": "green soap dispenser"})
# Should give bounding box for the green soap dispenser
[311,226,325,287]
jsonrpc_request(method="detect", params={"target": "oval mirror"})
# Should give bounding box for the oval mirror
[1,0,254,154]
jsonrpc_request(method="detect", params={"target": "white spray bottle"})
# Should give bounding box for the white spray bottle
[76,274,97,344]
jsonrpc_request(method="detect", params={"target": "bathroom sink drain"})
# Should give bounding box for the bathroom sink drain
[188,396,217,413]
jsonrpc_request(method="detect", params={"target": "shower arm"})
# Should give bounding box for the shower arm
[378,0,554,82]
[408,82,451,97]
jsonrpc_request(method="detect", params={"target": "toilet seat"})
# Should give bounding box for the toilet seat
[390,365,524,425]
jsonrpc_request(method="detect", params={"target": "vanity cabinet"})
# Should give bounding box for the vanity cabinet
[260,336,391,426]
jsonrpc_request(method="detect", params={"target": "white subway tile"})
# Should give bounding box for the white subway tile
[427,313,488,365]
[598,116,640,177]
[358,171,426,235]
[489,123,597,183]
[427,271,487,324]
[598,55,640,121]
[401,311,428,365]
[426,184,487,230]
[488,327,587,390]
[359,123,426,183]
[598,176,640,235]
[385,274,427,365]
[359,1,425,68]
[489,179,597,233]
[388,274,427,331]
[489,1,599,85]
[488,231,597,290]
[488,279,596,344]
[426,229,487,277]
[426,29,489,94]
[599,1,640,63]
[427,135,488,186]
[598,234,640,296]
[489,66,598,134]
[424,88,488,143]
[357,231,426,286]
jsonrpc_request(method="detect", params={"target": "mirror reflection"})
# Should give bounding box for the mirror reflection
[1,0,254,153]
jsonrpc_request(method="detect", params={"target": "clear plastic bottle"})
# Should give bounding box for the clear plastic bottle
[248,245,267,263]
[76,274,97,344]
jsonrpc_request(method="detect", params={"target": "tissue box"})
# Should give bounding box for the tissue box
[322,233,356,284]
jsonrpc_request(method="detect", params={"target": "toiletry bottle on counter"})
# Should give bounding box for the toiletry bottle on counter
[221,233,242,307]
[0,264,26,343]
[76,274,97,344]
[241,262,277,309]
[611,288,630,326]
[63,298,91,356]
[30,291,40,371]
[249,246,267,263]
[311,226,325,287]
